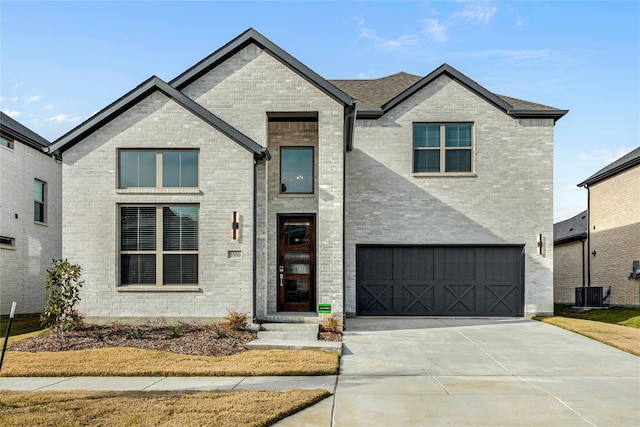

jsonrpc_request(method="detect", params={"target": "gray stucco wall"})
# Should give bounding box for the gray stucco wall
[345,75,555,317]
[61,91,255,320]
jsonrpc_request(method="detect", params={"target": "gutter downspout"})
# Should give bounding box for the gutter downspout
[252,150,269,322]
[342,102,357,321]
[581,237,586,288]
[586,186,591,288]
[253,160,258,322]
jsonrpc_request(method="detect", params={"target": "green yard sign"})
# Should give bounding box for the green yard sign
[318,304,331,315]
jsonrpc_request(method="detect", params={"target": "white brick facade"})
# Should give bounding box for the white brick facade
[1,141,61,315]
[345,76,555,317]
[55,32,562,321]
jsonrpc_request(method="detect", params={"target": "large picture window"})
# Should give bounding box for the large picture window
[120,205,199,286]
[280,147,314,194]
[413,124,473,174]
[118,150,198,189]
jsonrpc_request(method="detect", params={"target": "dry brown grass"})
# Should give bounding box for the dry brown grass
[1,348,339,377]
[540,316,640,356]
[0,389,330,427]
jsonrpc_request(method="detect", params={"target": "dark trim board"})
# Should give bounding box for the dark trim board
[356,244,525,317]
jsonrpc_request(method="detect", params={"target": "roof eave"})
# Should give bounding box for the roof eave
[554,232,588,246]
[0,127,49,152]
[356,108,384,119]
[578,156,640,187]
[508,109,569,122]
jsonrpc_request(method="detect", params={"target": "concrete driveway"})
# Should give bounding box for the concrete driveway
[280,318,640,427]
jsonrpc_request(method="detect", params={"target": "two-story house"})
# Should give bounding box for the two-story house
[1,112,62,315]
[48,29,567,322]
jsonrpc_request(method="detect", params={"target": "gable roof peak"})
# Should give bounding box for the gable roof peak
[170,28,353,106]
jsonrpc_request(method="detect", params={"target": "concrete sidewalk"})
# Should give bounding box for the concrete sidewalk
[0,375,337,392]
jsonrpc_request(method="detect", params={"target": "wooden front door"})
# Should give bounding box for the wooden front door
[278,215,315,312]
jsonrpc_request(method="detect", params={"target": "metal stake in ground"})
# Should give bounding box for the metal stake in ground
[0,301,17,372]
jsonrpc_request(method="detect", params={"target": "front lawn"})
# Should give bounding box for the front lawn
[538,306,640,356]
[553,304,640,328]
[0,389,330,427]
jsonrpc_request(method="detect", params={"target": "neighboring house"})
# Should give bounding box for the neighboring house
[0,112,62,315]
[48,29,567,322]
[553,210,588,304]
[577,147,640,306]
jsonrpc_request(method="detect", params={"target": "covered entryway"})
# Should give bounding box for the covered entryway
[356,245,524,316]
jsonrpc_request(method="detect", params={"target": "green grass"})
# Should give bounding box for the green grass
[554,304,640,329]
[0,315,44,338]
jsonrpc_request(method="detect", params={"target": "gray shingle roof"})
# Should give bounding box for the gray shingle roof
[578,146,640,187]
[329,66,567,121]
[554,210,588,245]
[0,111,50,150]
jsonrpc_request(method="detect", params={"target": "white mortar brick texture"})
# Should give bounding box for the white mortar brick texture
[62,92,255,320]
[1,142,61,314]
[182,44,345,319]
[588,164,640,305]
[345,76,555,317]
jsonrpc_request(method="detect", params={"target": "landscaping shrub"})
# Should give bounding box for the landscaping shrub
[320,317,343,333]
[224,310,249,331]
[41,259,84,339]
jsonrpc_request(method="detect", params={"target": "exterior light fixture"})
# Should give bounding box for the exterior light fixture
[536,234,545,256]
[231,211,241,242]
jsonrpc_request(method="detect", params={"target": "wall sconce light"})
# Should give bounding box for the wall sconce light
[536,233,545,256]
[231,211,241,242]
[592,250,597,257]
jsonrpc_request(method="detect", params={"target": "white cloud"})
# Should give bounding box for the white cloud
[44,104,55,110]
[45,113,82,123]
[452,1,497,24]
[2,109,23,118]
[469,49,551,61]
[353,16,365,27]
[10,97,19,102]
[357,73,369,79]
[0,96,4,103]
[26,95,43,104]
[576,147,631,169]
[359,27,418,49]
[515,16,525,27]
[423,18,448,42]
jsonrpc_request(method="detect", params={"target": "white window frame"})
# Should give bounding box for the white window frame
[412,123,475,176]
[34,179,47,224]
[118,204,199,288]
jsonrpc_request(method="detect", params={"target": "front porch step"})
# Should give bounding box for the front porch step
[247,323,342,355]
[257,323,319,342]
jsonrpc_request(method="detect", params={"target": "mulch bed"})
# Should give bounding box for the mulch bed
[10,323,343,357]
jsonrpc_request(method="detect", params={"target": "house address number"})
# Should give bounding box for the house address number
[228,250,242,259]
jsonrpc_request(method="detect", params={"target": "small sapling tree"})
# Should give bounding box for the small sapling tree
[41,259,84,338]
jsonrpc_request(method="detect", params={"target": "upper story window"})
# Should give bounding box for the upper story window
[0,137,13,149]
[280,147,314,194]
[118,150,199,189]
[34,179,47,223]
[413,123,473,174]
[0,236,16,248]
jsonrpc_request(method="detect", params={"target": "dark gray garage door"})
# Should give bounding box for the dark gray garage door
[356,245,524,317]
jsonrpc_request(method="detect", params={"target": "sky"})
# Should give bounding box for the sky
[1,1,638,222]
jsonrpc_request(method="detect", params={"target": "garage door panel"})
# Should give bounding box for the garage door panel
[358,282,394,314]
[399,283,435,313]
[356,246,524,316]
[443,284,477,314]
